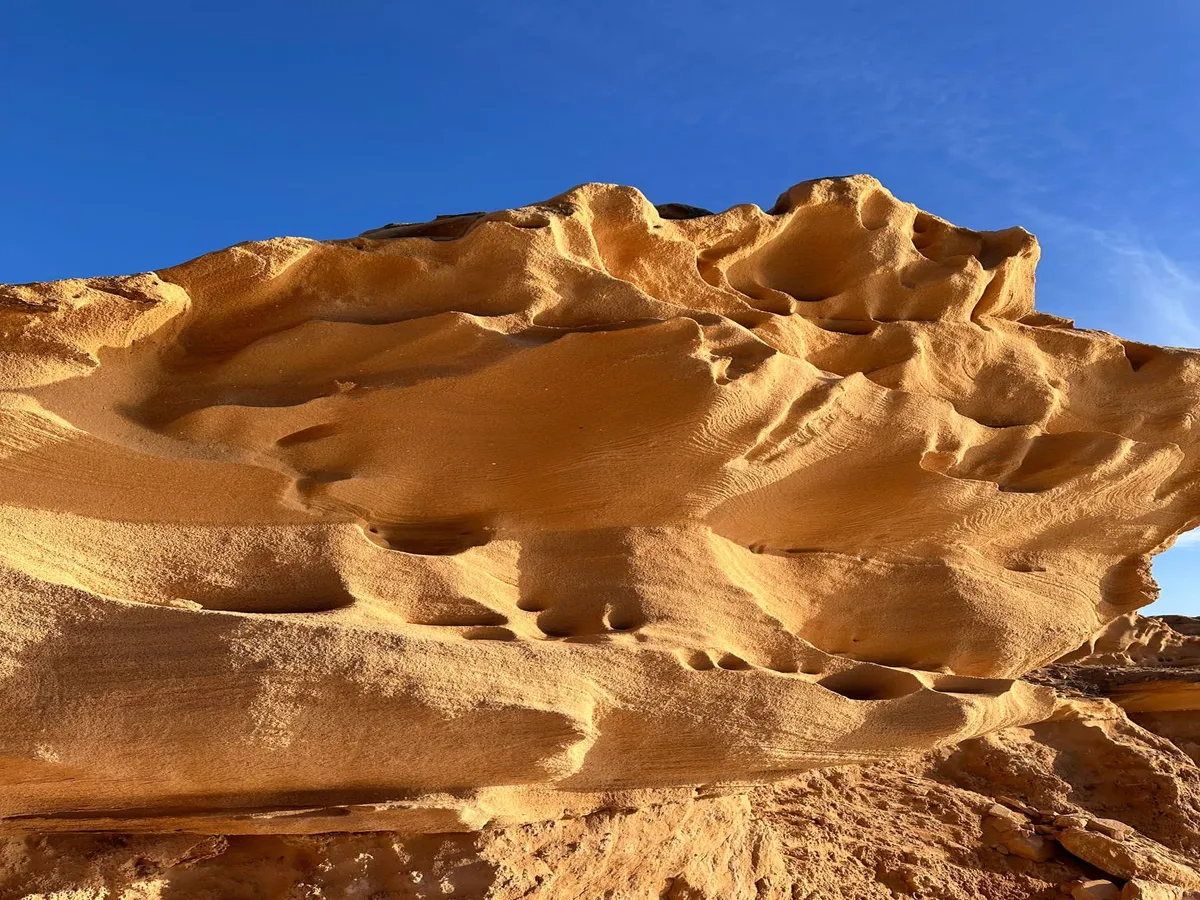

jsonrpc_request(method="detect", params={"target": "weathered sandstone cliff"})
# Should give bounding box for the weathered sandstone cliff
[1,176,1198,897]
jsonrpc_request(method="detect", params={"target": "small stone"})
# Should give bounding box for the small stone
[1057,828,1200,889]
[988,803,1026,822]
[1121,880,1184,900]
[997,795,1039,815]
[984,807,1055,861]
[1056,814,1090,829]
[1089,817,1135,839]
[1005,832,1056,862]
[1070,880,1121,900]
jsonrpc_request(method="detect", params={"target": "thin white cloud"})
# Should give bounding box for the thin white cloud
[1024,210,1200,349]
[1092,232,1200,348]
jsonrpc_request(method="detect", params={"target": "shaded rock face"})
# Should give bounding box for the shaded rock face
[2,177,1200,897]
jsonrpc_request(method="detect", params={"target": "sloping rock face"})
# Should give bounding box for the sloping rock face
[1036,613,1200,768]
[2,177,1200,897]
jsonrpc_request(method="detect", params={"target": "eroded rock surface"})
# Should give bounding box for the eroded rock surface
[8,621,1200,900]
[2,177,1199,897]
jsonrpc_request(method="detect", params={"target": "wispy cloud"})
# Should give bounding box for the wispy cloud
[1023,210,1200,349]
[1089,231,1200,348]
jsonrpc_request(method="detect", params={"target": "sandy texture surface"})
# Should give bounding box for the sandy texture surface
[6,619,1200,898]
[2,176,1199,896]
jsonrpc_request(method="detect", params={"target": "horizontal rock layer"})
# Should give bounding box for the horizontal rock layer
[5,615,1200,898]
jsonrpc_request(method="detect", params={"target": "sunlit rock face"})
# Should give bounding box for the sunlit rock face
[1,175,1199,836]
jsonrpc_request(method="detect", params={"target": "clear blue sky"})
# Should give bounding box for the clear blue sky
[3,2,1199,613]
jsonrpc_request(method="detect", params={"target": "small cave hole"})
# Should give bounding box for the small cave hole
[359,517,493,555]
[818,667,921,701]
[911,214,940,254]
[605,610,645,632]
[696,259,724,288]
[1122,341,1159,373]
[931,675,1005,696]
[858,190,892,231]
[784,291,830,304]
[716,653,752,671]
[462,627,518,642]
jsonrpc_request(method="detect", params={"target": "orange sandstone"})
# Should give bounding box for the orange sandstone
[1,177,1199,897]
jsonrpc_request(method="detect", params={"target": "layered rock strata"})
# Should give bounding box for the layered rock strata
[7,616,1200,898]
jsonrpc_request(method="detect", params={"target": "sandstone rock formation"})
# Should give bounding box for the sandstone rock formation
[2,176,1199,897]
[6,615,1200,898]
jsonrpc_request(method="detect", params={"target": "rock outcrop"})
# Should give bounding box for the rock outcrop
[7,617,1200,898]
[2,176,1199,897]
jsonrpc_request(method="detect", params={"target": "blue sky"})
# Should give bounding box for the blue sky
[3,2,1199,613]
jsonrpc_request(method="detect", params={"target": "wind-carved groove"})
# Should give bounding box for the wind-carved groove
[359,517,494,555]
[276,423,342,447]
[810,318,878,336]
[744,385,841,464]
[512,319,664,345]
